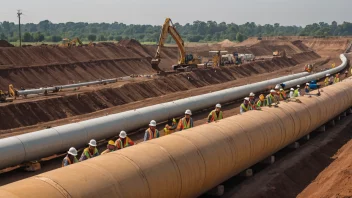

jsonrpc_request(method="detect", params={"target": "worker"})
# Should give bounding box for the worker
[305,83,310,94]
[62,147,79,167]
[164,118,177,135]
[329,74,334,85]
[240,97,251,114]
[207,104,223,123]
[256,94,266,108]
[144,120,160,141]
[344,70,348,79]
[79,139,100,161]
[265,90,277,106]
[177,109,194,131]
[116,131,135,149]
[278,88,287,100]
[101,140,116,155]
[332,62,335,68]
[249,92,256,110]
[293,85,301,97]
[289,88,295,98]
[334,73,340,83]
[324,74,330,86]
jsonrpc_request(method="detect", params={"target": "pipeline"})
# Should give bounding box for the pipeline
[0,72,310,170]
[1,75,352,198]
[16,78,118,96]
[280,54,348,88]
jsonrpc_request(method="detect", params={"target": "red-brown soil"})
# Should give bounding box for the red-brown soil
[0,40,14,47]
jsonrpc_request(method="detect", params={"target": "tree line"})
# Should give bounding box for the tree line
[0,20,351,44]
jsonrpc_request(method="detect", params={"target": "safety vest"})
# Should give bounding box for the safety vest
[209,110,223,122]
[279,91,286,100]
[265,94,275,106]
[178,117,193,130]
[256,100,265,107]
[116,137,133,149]
[62,155,78,167]
[147,128,159,140]
[240,103,251,112]
[293,89,300,97]
[324,77,329,86]
[334,77,340,83]
[83,147,99,159]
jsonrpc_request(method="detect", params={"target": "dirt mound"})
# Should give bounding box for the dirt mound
[218,39,237,48]
[0,40,14,47]
[291,40,311,51]
[0,44,155,90]
[0,56,304,131]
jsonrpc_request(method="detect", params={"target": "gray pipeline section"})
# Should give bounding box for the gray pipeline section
[0,54,347,170]
[17,79,118,96]
[0,72,310,169]
[281,54,348,88]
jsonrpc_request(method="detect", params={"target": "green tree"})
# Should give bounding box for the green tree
[108,35,114,40]
[23,32,33,42]
[115,35,123,41]
[236,32,245,42]
[0,33,7,40]
[51,35,62,42]
[88,34,96,41]
[98,35,107,41]
[33,32,45,42]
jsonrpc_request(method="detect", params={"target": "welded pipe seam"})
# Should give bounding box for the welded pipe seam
[281,53,348,88]
[2,79,351,198]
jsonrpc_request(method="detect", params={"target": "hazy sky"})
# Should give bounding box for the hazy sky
[0,0,350,26]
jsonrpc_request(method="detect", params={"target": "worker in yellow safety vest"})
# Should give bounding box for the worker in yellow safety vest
[324,74,330,86]
[265,90,277,106]
[249,92,257,110]
[332,63,335,68]
[334,73,340,83]
[207,104,223,123]
[278,88,287,101]
[256,94,266,109]
[164,118,177,135]
[240,97,252,114]
[116,131,135,149]
[144,120,160,141]
[177,109,194,131]
[62,147,79,167]
[293,85,301,97]
[79,139,100,161]
[101,140,116,155]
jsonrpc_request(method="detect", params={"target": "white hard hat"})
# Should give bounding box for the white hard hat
[249,92,255,97]
[185,109,192,115]
[280,88,283,91]
[297,85,300,88]
[275,85,280,89]
[215,104,221,108]
[244,97,250,101]
[68,147,78,156]
[149,120,157,127]
[270,89,276,93]
[326,74,330,77]
[88,139,97,147]
[290,88,294,91]
[306,83,309,85]
[119,131,127,138]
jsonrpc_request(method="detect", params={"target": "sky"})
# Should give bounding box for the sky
[0,0,350,26]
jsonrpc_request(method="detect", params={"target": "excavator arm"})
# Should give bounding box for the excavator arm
[151,18,186,70]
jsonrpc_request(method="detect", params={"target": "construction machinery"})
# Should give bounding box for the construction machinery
[273,50,279,56]
[151,18,201,72]
[209,51,228,67]
[0,84,16,102]
[304,64,313,72]
[61,37,83,47]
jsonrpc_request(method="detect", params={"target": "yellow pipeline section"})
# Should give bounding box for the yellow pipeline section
[1,80,352,198]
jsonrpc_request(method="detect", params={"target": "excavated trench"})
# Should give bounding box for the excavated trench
[0,53,321,132]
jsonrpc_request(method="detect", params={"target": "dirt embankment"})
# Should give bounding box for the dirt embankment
[0,55,308,132]
[0,40,14,47]
[302,38,350,53]
[0,41,155,90]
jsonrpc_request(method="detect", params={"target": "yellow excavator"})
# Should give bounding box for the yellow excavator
[151,18,201,72]
[0,84,16,102]
[61,37,83,47]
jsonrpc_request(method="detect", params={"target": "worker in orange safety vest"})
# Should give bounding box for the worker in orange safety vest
[62,147,79,167]
[207,104,223,123]
[177,109,194,131]
[116,131,135,149]
[144,120,160,141]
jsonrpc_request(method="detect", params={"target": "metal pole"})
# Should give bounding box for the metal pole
[17,10,22,47]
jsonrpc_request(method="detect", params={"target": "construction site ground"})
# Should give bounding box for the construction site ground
[0,37,351,197]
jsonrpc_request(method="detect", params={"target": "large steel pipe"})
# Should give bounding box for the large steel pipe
[17,78,118,96]
[281,54,348,88]
[0,72,309,170]
[1,76,352,198]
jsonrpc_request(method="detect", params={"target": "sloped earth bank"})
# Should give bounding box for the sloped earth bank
[0,42,155,90]
[221,112,352,198]
[0,52,327,135]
